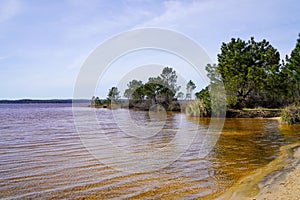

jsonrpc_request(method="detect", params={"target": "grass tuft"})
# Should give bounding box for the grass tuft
[280,104,300,125]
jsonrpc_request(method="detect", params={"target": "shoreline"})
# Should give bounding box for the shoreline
[219,143,300,200]
[91,103,283,118]
[226,108,282,118]
[253,144,300,200]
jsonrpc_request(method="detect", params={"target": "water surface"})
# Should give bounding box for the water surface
[1,104,300,199]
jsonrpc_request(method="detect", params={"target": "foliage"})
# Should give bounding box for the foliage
[107,86,120,103]
[280,104,300,124]
[215,37,281,108]
[186,80,196,100]
[195,84,226,117]
[124,80,144,102]
[92,34,300,113]
[161,67,181,92]
[205,64,221,84]
[195,86,211,112]
[91,96,102,106]
[159,67,181,103]
[167,101,181,111]
[123,67,181,108]
[185,100,210,117]
[284,34,300,102]
[143,76,164,103]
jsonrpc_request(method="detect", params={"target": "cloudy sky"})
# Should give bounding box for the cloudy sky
[0,0,299,99]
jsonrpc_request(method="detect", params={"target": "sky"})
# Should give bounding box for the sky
[0,0,299,99]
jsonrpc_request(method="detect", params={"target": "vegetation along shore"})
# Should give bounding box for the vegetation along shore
[91,34,300,124]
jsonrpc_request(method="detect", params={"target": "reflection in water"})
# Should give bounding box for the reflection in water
[0,104,300,199]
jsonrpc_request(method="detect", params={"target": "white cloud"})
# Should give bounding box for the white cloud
[1,0,299,99]
[135,0,298,60]
[138,0,291,36]
[0,0,21,23]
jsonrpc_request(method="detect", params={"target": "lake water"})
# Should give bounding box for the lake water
[1,104,300,199]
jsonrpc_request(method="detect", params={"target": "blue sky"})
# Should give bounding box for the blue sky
[0,0,299,99]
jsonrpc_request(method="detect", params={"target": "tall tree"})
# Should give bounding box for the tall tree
[160,67,181,103]
[285,33,300,102]
[143,67,180,104]
[217,37,280,108]
[107,87,120,102]
[124,80,144,102]
[186,80,196,100]
[160,67,181,99]
[206,63,221,84]
[143,76,164,103]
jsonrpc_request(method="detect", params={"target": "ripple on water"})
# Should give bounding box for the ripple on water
[1,104,300,199]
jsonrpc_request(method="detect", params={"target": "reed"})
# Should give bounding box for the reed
[280,104,300,124]
[185,100,210,117]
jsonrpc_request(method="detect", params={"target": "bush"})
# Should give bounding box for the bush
[185,100,210,117]
[167,101,181,111]
[195,86,211,111]
[280,104,300,124]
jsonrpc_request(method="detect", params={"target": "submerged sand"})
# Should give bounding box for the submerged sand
[219,143,300,200]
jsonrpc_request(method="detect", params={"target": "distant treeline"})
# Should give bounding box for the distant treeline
[0,99,90,104]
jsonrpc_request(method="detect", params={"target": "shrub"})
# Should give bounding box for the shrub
[195,86,211,111]
[167,101,181,111]
[280,104,300,124]
[185,100,210,117]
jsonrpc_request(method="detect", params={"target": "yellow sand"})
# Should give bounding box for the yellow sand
[253,147,300,200]
[219,143,300,200]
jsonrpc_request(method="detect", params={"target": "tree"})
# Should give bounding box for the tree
[206,64,221,84]
[107,86,120,103]
[143,76,163,103]
[95,96,101,105]
[91,96,102,106]
[285,33,300,102]
[217,37,280,108]
[160,67,179,89]
[142,67,180,105]
[123,67,180,108]
[160,67,180,102]
[186,80,196,100]
[195,86,211,112]
[123,80,144,102]
[262,61,288,106]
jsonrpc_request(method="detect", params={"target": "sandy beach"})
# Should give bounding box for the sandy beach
[253,145,300,200]
[219,143,300,200]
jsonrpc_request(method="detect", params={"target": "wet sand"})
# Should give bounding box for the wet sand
[219,143,300,200]
[253,145,300,200]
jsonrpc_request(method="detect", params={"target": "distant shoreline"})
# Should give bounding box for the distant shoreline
[0,99,90,104]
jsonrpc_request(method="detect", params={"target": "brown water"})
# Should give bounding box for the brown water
[1,104,300,199]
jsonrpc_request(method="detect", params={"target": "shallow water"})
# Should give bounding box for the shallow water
[0,104,300,199]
